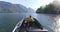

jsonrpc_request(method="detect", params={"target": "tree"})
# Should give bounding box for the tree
[36,6,46,13]
[36,3,56,14]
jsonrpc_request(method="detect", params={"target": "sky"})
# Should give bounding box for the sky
[0,0,54,11]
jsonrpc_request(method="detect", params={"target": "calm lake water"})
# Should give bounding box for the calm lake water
[0,13,59,32]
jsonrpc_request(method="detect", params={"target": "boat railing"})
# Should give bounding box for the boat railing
[12,19,24,32]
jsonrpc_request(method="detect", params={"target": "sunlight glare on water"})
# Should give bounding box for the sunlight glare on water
[58,18,60,32]
[56,17,60,32]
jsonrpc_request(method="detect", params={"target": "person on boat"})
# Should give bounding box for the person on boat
[27,15,34,27]
[27,15,34,22]
[25,15,43,29]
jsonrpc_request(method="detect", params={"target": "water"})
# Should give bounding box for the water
[0,13,59,32]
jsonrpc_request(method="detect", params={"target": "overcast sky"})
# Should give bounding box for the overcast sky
[0,0,54,10]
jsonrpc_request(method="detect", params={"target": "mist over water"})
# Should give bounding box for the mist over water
[0,13,59,32]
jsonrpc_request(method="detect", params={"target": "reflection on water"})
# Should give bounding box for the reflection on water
[0,13,59,32]
[54,16,60,32]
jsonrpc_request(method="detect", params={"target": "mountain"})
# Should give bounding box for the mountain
[27,8,35,13]
[0,1,35,13]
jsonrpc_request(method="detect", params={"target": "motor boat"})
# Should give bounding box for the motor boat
[12,17,48,32]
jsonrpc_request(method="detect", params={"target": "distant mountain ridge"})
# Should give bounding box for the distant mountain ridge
[0,1,35,13]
